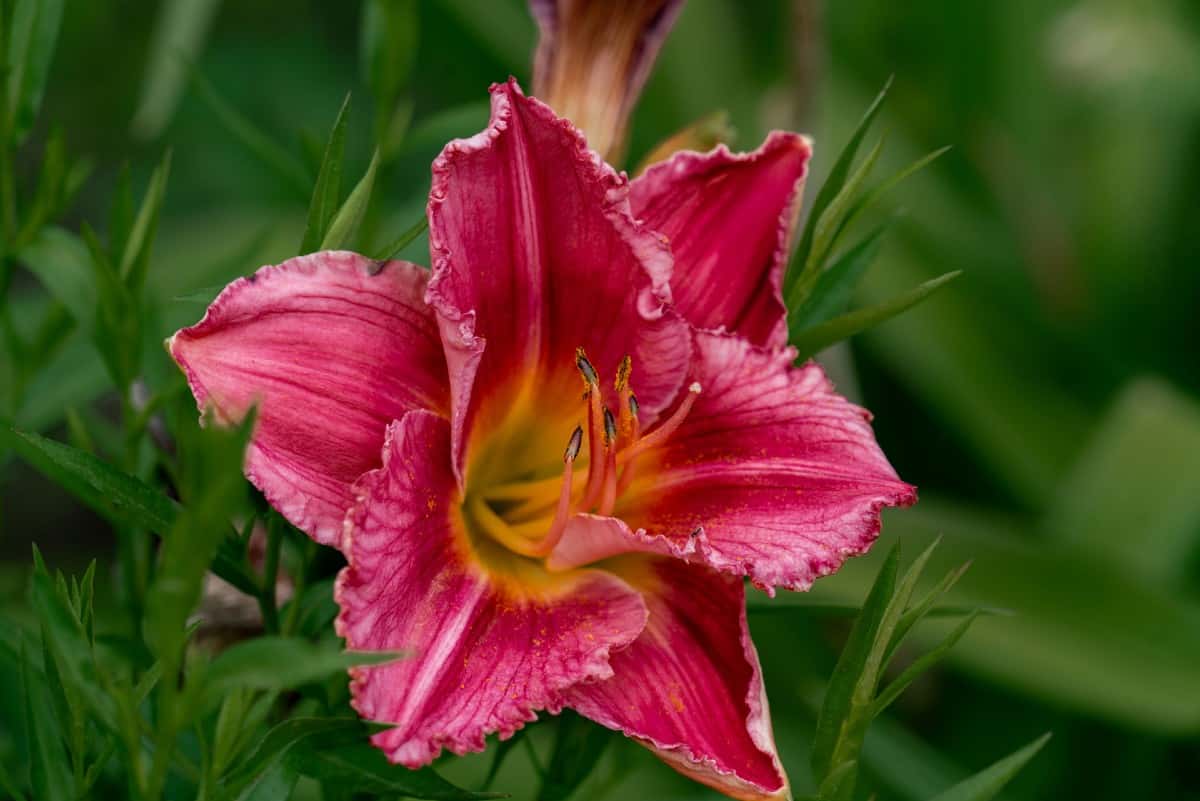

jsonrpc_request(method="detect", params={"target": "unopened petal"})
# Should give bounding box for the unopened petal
[336,411,648,766]
[530,0,685,160]
[169,252,448,546]
[631,132,812,348]
[566,558,789,800]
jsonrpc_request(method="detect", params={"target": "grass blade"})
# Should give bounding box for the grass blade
[928,734,1051,801]
[321,149,380,250]
[299,93,351,255]
[790,270,961,360]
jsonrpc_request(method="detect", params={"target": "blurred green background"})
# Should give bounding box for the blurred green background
[2,0,1199,799]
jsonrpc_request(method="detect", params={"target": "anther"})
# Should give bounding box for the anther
[602,407,618,445]
[575,347,599,386]
[628,394,639,419]
[614,355,632,391]
[564,425,583,462]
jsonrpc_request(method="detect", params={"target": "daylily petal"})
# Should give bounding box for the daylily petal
[427,80,689,481]
[630,132,812,348]
[616,330,916,593]
[169,251,447,546]
[566,558,788,801]
[530,0,685,161]
[336,410,648,767]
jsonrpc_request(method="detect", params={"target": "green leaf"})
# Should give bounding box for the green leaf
[811,543,899,783]
[299,93,352,255]
[807,499,1200,733]
[321,149,380,250]
[6,0,65,143]
[1,425,258,594]
[223,717,362,796]
[284,733,501,800]
[885,561,972,663]
[200,636,404,701]
[144,412,253,669]
[18,226,95,330]
[0,756,27,801]
[1045,378,1200,586]
[186,66,311,197]
[374,213,428,260]
[790,270,961,361]
[28,569,120,733]
[536,711,612,801]
[836,145,952,245]
[19,639,71,801]
[784,76,892,302]
[360,0,418,156]
[870,610,979,717]
[787,224,888,333]
[804,134,886,279]
[927,733,1051,801]
[119,150,172,290]
[237,760,299,801]
[129,0,220,139]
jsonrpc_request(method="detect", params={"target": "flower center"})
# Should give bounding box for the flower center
[465,347,701,567]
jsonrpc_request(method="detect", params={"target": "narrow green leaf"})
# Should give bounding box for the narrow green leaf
[837,145,952,244]
[284,733,501,800]
[927,734,1051,801]
[787,224,888,333]
[885,561,972,663]
[811,543,900,783]
[299,93,352,255]
[20,639,71,801]
[536,711,612,801]
[816,758,858,801]
[14,125,66,244]
[790,270,961,361]
[186,67,311,197]
[871,610,979,717]
[201,637,405,701]
[237,760,299,801]
[2,425,258,594]
[0,756,27,801]
[321,149,380,250]
[360,0,418,156]
[481,727,526,791]
[1045,378,1200,585]
[29,571,120,732]
[18,226,95,330]
[223,717,361,795]
[119,150,172,290]
[7,0,65,143]
[129,0,220,139]
[144,412,253,669]
[784,76,892,300]
[374,213,428,260]
[803,134,886,280]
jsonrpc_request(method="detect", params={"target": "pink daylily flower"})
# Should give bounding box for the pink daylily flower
[169,80,915,800]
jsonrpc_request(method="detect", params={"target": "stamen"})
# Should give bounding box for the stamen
[598,446,619,515]
[564,424,583,462]
[620,382,702,464]
[581,382,605,504]
[575,347,598,386]
[602,406,618,445]
[614,355,632,392]
[531,425,583,556]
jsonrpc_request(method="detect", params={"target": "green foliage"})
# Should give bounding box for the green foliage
[927,734,1052,801]
[810,542,990,800]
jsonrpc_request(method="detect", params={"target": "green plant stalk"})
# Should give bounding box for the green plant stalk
[259,514,283,634]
